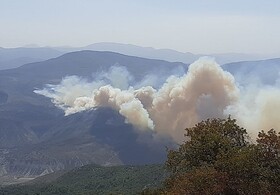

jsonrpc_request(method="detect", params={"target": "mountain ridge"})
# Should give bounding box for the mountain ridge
[0,51,180,182]
[1,42,277,71]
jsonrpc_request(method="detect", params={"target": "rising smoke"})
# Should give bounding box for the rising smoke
[35,57,280,142]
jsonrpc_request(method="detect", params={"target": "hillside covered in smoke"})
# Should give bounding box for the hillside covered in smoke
[0,51,186,181]
[35,57,280,142]
[0,50,279,184]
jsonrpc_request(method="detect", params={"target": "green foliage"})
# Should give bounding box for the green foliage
[256,129,280,193]
[163,166,229,195]
[166,117,248,174]
[156,117,280,195]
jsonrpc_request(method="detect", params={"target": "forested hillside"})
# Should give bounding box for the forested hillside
[0,164,166,195]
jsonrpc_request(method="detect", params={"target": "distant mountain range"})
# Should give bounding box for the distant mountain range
[78,42,275,65]
[1,42,277,70]
[0,47,63,70]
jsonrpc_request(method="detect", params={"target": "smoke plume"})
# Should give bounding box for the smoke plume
[35,57,280,142]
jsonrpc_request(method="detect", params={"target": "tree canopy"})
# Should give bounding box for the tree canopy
[144,117,280,195]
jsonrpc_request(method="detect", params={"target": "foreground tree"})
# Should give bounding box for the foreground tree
[256,129,280,193]
[144,117,280,195]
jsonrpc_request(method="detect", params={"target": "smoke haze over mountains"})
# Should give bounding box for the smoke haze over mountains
[35,58,280,142]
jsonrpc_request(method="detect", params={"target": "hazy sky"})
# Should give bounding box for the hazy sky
[1,0,280,54]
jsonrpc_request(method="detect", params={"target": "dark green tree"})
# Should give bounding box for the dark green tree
[256,129,280,193]
[150,117,280,195]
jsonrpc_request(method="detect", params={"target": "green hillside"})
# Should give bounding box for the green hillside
[0,164,166,195]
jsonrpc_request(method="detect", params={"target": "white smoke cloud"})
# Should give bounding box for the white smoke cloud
[35,57,280,142]
[96,65,134,89]
[35,76,105,109]
[225,86,280,139]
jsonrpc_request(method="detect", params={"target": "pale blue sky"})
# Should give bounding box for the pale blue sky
[1,0,280,54]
